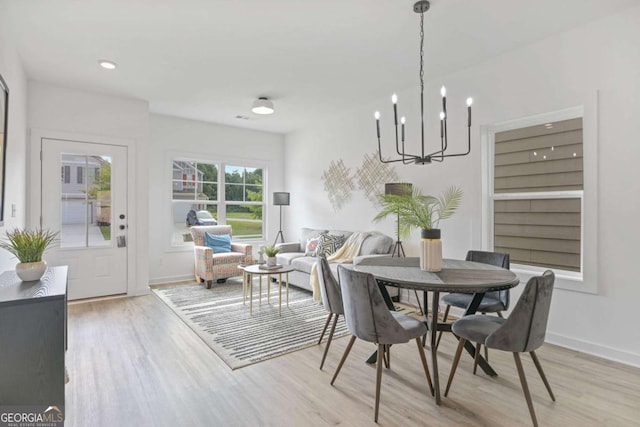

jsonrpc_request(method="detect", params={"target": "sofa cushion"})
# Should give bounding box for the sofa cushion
[277,252,305,266]
[327,229,354,240]
[305,237,321,256]
[317,233,346,257]
[291,256,318,275]
[360,232,394,255]
[299,228,328,251]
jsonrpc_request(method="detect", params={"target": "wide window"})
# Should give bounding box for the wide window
[171,159,264,245]
[492,117,583,273]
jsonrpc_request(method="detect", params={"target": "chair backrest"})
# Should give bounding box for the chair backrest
[190,225,233,247]
[466,250,511,310]
[337,265,408,344]
[485,270,555,352]
[317,257,343,315]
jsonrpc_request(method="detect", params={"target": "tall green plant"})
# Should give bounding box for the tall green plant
[374,186,463,237]
[0,228,59,263]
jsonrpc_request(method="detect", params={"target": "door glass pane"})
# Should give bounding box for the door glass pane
[60,154,112,248]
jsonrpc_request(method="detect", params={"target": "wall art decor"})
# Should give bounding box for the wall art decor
[355,151,399,205]
[321,159,354,212]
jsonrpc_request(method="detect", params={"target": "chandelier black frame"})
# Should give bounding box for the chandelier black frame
[375,0,473,165]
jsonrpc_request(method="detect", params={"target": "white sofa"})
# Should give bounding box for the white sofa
[275,227,396,293]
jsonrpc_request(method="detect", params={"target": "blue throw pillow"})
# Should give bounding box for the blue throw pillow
[204,233,232,253]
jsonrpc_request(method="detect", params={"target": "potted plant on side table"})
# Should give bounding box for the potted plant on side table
[262,245,280,267]
[374,185,463,271]
[0,227,59,281]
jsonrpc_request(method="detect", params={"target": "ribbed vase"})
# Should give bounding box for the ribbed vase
[420,229,442,272]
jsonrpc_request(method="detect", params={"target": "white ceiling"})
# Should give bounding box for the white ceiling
[3,0,639,134]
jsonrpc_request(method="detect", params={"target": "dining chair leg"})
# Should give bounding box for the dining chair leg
[444,338,466,396]
[415,338,434,395]
[513,352,539,427]
[530,351,556,401]
[435,305,451,350]
[320,314,339,370]
[384,344,391,369]
[473,342,482,375]
[318,313,333,344]
[375,343,384,422]
[331,335,356,385]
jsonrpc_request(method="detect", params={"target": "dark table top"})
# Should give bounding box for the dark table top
[354,257,519,293]
[0,265,68,305]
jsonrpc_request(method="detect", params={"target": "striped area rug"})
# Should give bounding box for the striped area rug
[152,279,349,370]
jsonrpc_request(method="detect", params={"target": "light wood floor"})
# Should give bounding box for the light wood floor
[65,292,640,427]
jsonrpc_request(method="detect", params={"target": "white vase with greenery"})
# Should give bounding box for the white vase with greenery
[263,245,280,267]
[374,186,463,271]
[0,228,59,281]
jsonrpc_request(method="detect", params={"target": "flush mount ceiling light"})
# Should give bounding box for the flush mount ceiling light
[251,97,275,115]
[374,0,473,165]
[98,60,117,70]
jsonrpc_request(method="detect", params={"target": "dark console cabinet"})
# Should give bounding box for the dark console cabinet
[0,266,68,407]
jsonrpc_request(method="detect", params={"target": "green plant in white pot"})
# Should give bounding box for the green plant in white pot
[263,245,280,267]
[374,185,463,271]
[0,228,59,281]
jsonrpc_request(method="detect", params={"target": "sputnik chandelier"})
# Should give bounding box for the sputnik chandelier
[375,0,473,165]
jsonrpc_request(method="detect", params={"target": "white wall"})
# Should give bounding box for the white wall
[27,82,150,296]
[285,6,640,366]
[148,114,285,284]
[0,4,28,271]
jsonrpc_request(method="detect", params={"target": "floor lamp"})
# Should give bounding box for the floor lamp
[385,182,424,313]
[273,192,290,245]
[385,183,412,257]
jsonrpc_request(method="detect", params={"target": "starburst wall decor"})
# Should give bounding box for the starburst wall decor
[321,152,398,212]
[321,159,355,212]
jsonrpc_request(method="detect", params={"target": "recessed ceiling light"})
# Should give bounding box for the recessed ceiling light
[251,97,275,115]
[98,60,117,70]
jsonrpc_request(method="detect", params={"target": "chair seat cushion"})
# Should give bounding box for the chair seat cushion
[451,315,506,345]
[387,312,427,344]
[442,293,505,313]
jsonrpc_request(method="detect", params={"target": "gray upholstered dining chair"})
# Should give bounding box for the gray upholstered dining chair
[437,250,510,366]
[331,265,434,422]
[445,270,556,427]
[316,256,344,370]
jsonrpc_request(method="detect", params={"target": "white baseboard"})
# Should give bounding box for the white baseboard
[546,331,640,368]
[148,274,195,286]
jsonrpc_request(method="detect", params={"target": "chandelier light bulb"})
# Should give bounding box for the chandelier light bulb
[440,86,447,97]
[401,116,406,124]
[466,97,473,106]
[391,94,398,104]
[439,112,445,120]
[375,111,381,120]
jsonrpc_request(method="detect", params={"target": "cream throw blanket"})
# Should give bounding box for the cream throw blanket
[310,231,371,301]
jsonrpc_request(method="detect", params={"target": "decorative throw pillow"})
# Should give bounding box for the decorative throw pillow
[316,234,346,258]
[305,237,321,256]
[204,232,232,253]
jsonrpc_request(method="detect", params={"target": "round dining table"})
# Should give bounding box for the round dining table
[354,256,520,405]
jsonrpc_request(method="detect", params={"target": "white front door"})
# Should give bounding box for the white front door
[41,138,128,300]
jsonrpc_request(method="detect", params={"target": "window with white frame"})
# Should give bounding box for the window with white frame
[492,117,583,273]
[171,159,264,245]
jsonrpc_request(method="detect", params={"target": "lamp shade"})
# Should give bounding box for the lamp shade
[273,192,290,206]
[385,182,412,196]
[251,97,275,115]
